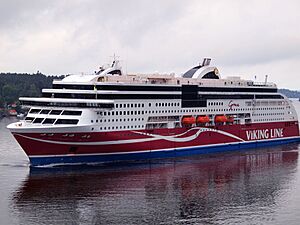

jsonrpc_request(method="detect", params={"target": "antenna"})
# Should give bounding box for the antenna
[264,75,268,85]
[109,53,120,67]
[110,53,120,61]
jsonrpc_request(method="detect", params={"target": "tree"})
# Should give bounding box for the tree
[27,84,39,97]
[0,96,4,108]
[2,84,18,104]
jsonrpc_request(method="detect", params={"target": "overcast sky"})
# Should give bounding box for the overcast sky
[1,0,300,89]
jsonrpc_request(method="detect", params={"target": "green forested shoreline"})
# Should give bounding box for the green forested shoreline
[0,73,63,108]
[0,73,299,108]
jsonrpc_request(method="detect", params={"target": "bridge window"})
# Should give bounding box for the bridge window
[43,118,56,124]
[25,117,34,122]
[50,110,62,115]
[40,109,51,114]
[33,118,44,123]
[55,119,79,125]
[62,110,82,116]
[29,109,41,114]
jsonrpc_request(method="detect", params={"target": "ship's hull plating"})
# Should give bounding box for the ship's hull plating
[11,121,300,166]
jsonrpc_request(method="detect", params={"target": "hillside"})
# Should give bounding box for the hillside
[0,73,63,108]
[278,89,300,99]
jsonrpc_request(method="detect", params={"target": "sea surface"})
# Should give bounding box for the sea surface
[1,101,300,225]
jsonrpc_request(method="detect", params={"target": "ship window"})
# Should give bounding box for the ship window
[29,109,41,114]
[40,109,51,114]
[55,119,79,125]
[50,110,62,115]
[43,118,56,124]
[25,117,34,122]
[62,111,82,116]
[33,118,44,123]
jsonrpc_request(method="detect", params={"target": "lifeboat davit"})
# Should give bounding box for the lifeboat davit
[196,115,210,123]
[214,115,227,123]
[182,116,196,125]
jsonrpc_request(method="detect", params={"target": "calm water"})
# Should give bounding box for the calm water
[1,102,300,225]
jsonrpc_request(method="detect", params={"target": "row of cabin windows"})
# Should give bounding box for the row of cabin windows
[100,108,257,117]
[29,109,82,116]
[25,117,79,125]
[254,118,284,122]
[255,107,285,111]
[114,102,180,108]
[99,106,286,117]
[103,111,145,116]
[100,125,144,130]
[115,103,145,108]
[91,118,145,123]
[155,102,180,107]
[208,102,224,106]
[252,112,285,116]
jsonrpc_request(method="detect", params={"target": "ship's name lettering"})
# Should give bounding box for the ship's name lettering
[246,128,283,140]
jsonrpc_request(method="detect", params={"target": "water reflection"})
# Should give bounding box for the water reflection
[12,145,299,225]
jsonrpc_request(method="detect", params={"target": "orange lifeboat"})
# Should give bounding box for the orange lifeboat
[196,115,210,124]
[214,115,227,123]
[182,116,196,125]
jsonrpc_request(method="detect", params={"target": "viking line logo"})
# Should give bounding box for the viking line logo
[228,100,240,110]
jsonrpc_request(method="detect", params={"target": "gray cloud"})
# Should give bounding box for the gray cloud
[1,0,300,89]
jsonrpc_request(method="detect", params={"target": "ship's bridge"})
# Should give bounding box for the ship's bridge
[61,60,124,83]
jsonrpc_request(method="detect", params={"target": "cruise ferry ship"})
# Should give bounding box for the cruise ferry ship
[7,58,300,166]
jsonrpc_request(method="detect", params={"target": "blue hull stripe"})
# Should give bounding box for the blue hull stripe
[29,137,300,167]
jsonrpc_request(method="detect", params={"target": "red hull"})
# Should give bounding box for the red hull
[12,121,299,157]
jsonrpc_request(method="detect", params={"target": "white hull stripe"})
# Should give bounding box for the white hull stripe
[15,127,244,146]
[28,136,300,158]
